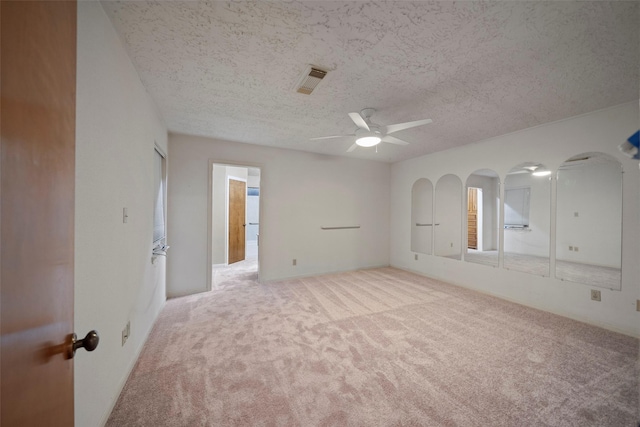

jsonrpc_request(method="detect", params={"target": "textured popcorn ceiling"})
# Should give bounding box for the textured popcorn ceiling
[101,1,639,163]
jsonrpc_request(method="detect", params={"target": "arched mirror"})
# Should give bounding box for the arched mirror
[465,169,500,267]
[555,153,622,289]
[411,178,433,255]
[503,163,551,276]
[435,174,462,260]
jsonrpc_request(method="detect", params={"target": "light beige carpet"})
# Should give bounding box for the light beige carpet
[107,267,639,426]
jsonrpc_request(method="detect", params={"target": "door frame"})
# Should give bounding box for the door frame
[207,159,263,291]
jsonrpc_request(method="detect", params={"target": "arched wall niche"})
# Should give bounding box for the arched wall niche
[555,152,622,289]
[435,174,463,260]
[411,178,433,255]
[503,162,551,276]
[465,169,500,267]
[406,151,625,293]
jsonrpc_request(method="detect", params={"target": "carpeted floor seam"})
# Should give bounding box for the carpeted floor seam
[106,264,639,426]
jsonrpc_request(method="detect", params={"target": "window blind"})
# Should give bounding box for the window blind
[153,149,165,244]
[504,187,530,227]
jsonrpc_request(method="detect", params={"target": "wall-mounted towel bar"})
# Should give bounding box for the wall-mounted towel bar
[416,223,440,226]
[321,226,361,230]
[504,225,530,231]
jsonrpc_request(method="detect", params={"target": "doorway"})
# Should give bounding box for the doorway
[209,163,261,289]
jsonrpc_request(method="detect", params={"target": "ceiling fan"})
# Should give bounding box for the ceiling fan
[311,108,432,152]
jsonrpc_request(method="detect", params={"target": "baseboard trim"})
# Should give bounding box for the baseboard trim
[393,264,640,339]
[260,264,391,284]
[98,297,167,427]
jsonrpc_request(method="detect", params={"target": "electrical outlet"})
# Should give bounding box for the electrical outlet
[292,259,297,266]
[636,300,640,312]
[450,242,453,248]
[415,254,418,261]
[569,246,573,251]
[574,246,579,252]
[123,207,128,223]
[574,212,579,217]
[590,290,601,302]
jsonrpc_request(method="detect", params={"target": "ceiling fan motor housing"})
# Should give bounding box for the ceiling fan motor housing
[360,108,376,121]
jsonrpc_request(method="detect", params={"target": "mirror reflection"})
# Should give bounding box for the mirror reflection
[555,153,622,289]
[503,163,551,276]
[435,174,462,260]
[465,169,500,267]
[411,178,433,255]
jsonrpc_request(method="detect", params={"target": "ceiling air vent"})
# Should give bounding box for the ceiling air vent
[295,66,327,95]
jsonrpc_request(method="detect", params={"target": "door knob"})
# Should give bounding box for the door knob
[67,330,99,359]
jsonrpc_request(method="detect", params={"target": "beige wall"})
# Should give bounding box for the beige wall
[168,134,391,296]
[75,2,168,425]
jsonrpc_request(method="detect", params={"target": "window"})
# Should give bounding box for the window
[504,187,530,228]
[153,148,166,247]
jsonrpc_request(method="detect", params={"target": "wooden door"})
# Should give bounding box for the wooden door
[1,1,77,425]
[228,179,246,264]
[467,188,478,249]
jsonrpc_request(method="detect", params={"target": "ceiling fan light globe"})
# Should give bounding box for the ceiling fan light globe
[355,135,382,147]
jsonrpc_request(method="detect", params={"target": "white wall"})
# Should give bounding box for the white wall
[211,165,226,264]
[246,175,260,243]
[434,175,463,258]
[411,178,433,255]
[391,102,640,337]
[75,3,168,426]
[168,134,391,296]
[248,175,260,188]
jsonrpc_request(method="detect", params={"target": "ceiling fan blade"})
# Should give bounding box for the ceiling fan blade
[382,135,410,146]
[346,143,358,152]
[385,118,432,135]
[348,112,370,131]
[309,135,351,141]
